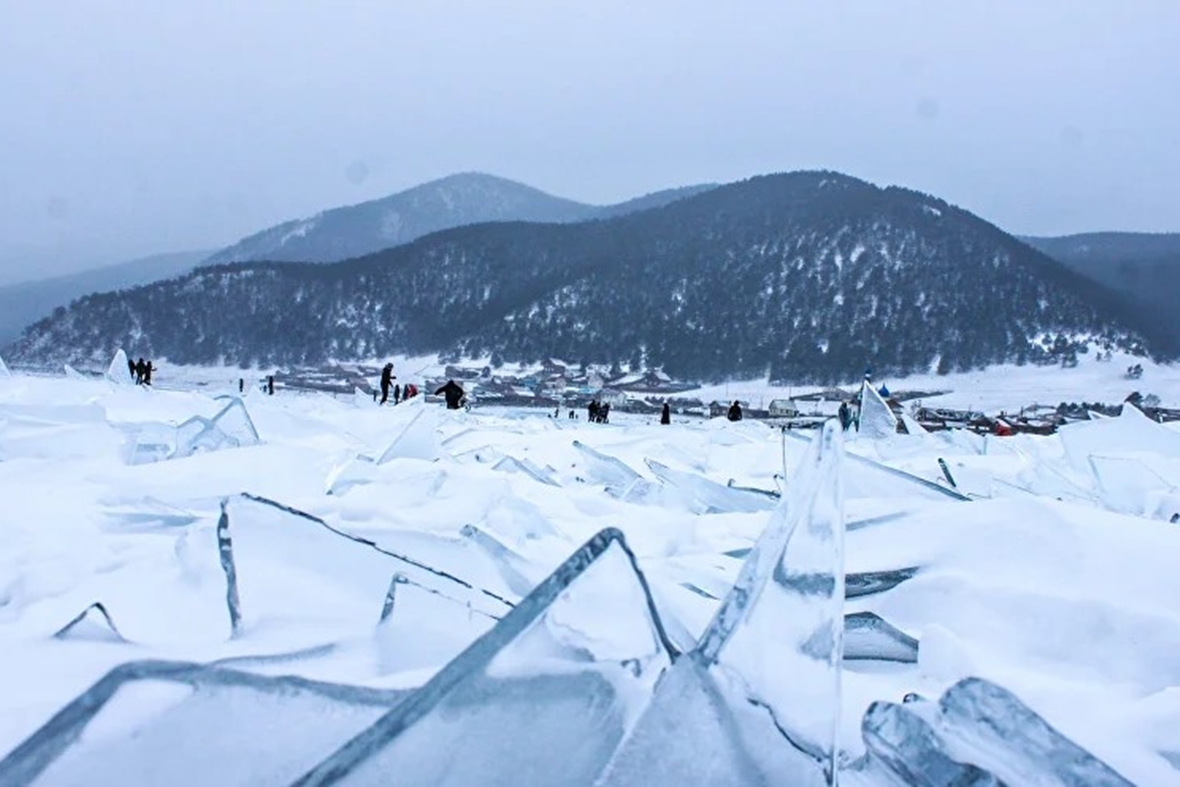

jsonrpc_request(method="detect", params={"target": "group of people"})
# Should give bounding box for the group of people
[377,363,422,405]
[127,357,155,385]
[588,400,611,423]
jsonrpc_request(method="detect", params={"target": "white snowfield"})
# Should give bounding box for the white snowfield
[1,363,1179,784]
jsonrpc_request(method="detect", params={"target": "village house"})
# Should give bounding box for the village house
[768,399,799,418]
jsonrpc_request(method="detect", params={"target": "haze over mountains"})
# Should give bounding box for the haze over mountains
[204,173,719,265]
[0,251,211,344]
[8,172,1167,384]
[1022,233,1180,348]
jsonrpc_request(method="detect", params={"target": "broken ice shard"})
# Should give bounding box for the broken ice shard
[376,407,439,464]
[572,440,644,487]
[173,397,260,458]
[935,677,1133,786]
[105,349,132,384]
[857,701,1001,786]
[53,602,128,643]
[693,420,845,785]
[857,381,899,439]
[843,612,919,663]
[458,524,538,597]
[645,458,776,514]
[294,528,677,786]
[0,660,410,787]
[845,566,919,599]
[491,455,561,486]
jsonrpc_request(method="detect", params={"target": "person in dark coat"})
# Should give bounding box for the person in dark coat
[601,403,610,424]
[838,401,851,431]
[727,400,743,422]
[134,358,147,385]
[267,376,275,395]
[588,400,600,423]
[379,363,395,405]
[660,403,671,425]
[434,379,465,410]
[393,383,401,405]
[128,358,136,382]
[142,360,154,386]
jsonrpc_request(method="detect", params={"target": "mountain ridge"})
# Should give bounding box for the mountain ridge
[204,172,719,265]
[8,171,1164,383]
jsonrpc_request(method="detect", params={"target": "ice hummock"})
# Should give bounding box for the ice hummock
[0,353,11,377]
[844,676,1135,786]
[691,420,845,784]
[592,424,847,786]
[295,528,677,786]
[126,397,261,465]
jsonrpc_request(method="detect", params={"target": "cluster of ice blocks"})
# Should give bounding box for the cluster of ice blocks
[1,423,1133,786]
[128,397,261,464]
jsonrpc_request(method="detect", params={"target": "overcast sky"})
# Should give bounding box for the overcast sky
[1,1,1178,283]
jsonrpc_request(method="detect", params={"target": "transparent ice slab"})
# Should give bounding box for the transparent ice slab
[692,421,845,785]
[598,425,847,786]
[858,383,899,440]
[105,349,132,384]
[0,660,409,787]
[571,440,644,487]
[174,397,260,458]
[217,494,513,639]
[644,459,777,514]
[376,407,439,464]
[858,700,1001,786]
[491,455,561,487]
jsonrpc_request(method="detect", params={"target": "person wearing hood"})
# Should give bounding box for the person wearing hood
[727,400,743,422]
[660,402,671,425]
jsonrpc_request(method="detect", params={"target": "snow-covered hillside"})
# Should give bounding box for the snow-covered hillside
[1,365,1179,784]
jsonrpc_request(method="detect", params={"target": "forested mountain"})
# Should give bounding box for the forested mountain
[1022,232,1180,346]
[0,250,210,344]
[204,173,718,265]
[8,172,1163,384]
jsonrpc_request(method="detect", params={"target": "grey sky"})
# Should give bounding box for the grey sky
[1,1,1178,283]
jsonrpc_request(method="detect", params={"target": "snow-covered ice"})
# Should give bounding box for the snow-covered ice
[1,367,1179,784]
